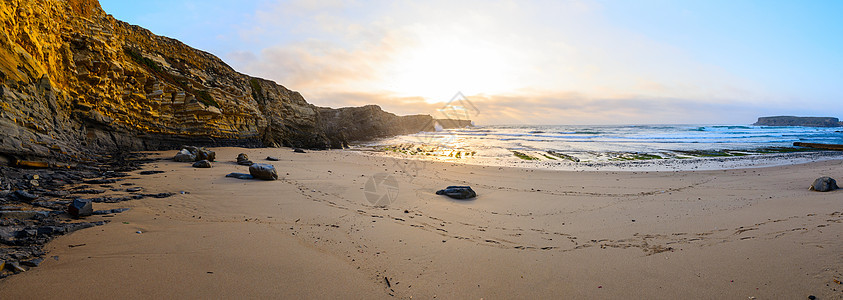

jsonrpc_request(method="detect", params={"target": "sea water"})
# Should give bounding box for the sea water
[366,124,843,163]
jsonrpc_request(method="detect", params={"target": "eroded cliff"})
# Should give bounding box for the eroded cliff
[0,0,434,165]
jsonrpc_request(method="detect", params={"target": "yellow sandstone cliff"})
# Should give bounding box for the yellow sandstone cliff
[0,0,434,164]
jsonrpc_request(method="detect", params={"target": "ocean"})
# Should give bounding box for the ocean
[366,124,843,163]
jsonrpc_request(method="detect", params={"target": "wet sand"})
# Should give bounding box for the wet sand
[2,147,842,299]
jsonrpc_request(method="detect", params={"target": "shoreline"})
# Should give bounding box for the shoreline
[1,147,841,298]
[353,146,843,172]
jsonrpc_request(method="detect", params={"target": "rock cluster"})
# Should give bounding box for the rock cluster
[0,153,156,278]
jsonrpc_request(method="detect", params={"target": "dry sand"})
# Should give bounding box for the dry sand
[1,147,842,299]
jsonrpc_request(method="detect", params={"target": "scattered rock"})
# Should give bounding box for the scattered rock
[93,208,130,215]
[192,160,212,168]
[68,199,93,218]
[809,177,838,192]
[249,163,278,180]
[225,173,254,180]
[236,153,253,166]
[83,179,117,184]
[293,148,306,153]
[139,170,164,175]
[12,190,39,202]
[7,261,26,273]
[173,149,196,162]
[266,156,280,161]
[21,258,43,267]
[126,187,142,192]
[0,211,51,220]
[435,186,477,199]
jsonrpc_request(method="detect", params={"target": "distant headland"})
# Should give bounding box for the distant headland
[753,116,842,127]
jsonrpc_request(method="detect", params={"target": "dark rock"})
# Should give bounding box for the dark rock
[126,187,142,192]
[82,179,117,184]
[293,148,306,153]
[192,160,212,168]
[13,190,39,202]
[143,193,175,198]
[266,156,281,161]
[435,186,477,200]
[236,153,253,165]
[809,177,838,192]
[68,199,93,218]
[93,208,130,215]
[139,170,165,175]
[0,211,51,220]
[225,173,254,180]
[71,189,105,195]
[249,163,278,180]
[7,261,26,273]
[21,258,43,267]
[173,149,196,162]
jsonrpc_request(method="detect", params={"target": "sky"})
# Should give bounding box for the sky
[99,0,843,125]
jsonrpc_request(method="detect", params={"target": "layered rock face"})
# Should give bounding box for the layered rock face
[0,0,434,165]
[754,116,842,127]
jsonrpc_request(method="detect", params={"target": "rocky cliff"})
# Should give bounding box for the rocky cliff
[754,116,842,127]
[0,0,436,166]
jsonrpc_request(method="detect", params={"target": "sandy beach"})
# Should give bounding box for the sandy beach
[1,147,841,299]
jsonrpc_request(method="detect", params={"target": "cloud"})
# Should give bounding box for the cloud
[224,0,802,124]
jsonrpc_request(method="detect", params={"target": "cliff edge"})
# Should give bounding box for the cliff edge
[0,0,437,165]
[753,116,842,127]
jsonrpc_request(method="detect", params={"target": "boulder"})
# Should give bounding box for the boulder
[225,173,254,180]
[68,199,93,218]
[173,149,196,162]
[249,163,279,180]
[179,146,216,162]
[810,177,838,192]
[236,153,253,166]
[192,160,212,168]
[435,186,477,199]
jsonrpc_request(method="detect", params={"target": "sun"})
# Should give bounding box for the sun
[382,34,521,103]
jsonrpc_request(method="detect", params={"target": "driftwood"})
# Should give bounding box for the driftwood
[793,142,843,151]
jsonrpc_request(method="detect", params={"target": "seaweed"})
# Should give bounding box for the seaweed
[512,151,539,160]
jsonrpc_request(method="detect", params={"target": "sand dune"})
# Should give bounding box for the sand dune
[2,147,841,299]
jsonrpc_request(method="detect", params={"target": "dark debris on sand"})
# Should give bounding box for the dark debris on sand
[0,151,170,278]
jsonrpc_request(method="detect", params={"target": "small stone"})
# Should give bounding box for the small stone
[7,261,26,273]
[249,163,278,180]
[136,231,142,234]
[68,199,93,218]
[21,258,43,267]
[225,173,254,180]
[809,177,838,192]
[192,160,212,168]
[266,156,281,161]
[13,190,39,201]
[126,187,142,192]
[139,170,164,175]
[293,148,306,153]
